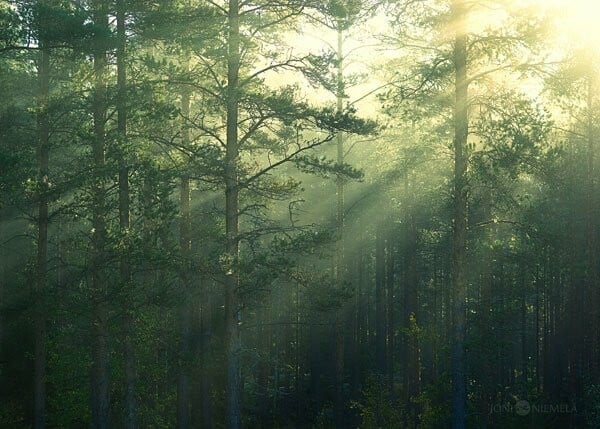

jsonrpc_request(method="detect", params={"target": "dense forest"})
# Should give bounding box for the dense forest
[1,0,599,428]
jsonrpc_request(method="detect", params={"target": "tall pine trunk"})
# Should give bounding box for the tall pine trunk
[334,24,346,427]
[585,74,599,379]
[375,225,386,373]
[225,1,242,427]
[386,237,395,395]
[116,2,137,426]
[91,2,110,427]
[199,282,213,428]
[451,1,468,427]
[177,83,192,429]
[404,212,420,424]
[34,44,50,429]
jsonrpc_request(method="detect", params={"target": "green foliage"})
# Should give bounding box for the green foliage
[0,2,23,49]
[414,377,452,429]
[474,91,553,176]
[295,154,364,180]
[33,3,93,49]
[352,375,405,428]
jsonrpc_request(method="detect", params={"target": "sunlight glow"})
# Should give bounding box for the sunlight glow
[535,0,600,49]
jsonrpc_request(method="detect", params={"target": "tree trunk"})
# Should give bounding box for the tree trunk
[34,44,50,429]
[405,213,420,425]
[177,82,192,429]
[116,2,137,426]
[199,282,213,428]
[535,265,541,394]
[585,74,599,380]
[386,237,395,395]
[309,325,323,414]
[479,198,494,428]
[295,281,301,428]
[91,2,110,427]
[258,296,271,428]
[375,225,386,374]
[354,239,365,395]
[520,265,527,394]
[334,24,346,427]
[225,1,242,427]
[542,249,550,395]
[451,1,468,427]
